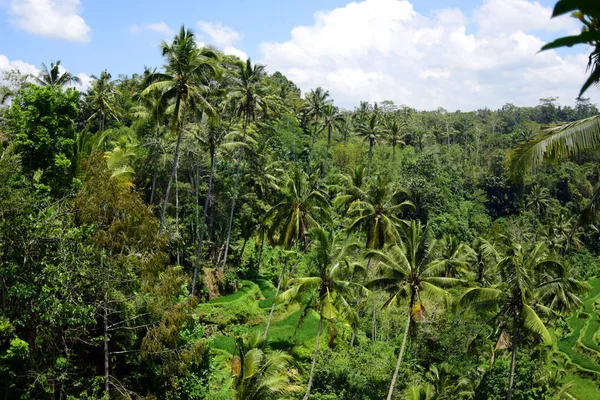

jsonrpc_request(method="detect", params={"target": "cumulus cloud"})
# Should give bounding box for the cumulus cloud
[9,0,91,43]
[129,21,173,37]
[197,21,241,47]
[260,0,598,110]
[0,54,91,91]
[224,46,248,61]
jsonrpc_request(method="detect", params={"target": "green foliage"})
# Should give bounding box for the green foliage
[6,85,79,192]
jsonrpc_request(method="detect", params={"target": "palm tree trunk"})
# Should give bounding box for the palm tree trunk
[387,299,412,400]
[368,141,373,175]
[159,122,184,235]
[264,256,289,339]
[392,144,396,162]
[304,313,324,400]
[150,122,160,204]
[256,231,266,272]
[323,126,332,176]
[507,315,519,400]
[222,115,249,271]
[308,130,317,173]
[191,154,216,295]
[372,297,377,341]
[101,252,110,395]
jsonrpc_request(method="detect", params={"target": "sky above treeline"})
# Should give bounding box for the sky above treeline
[0,0,598,111]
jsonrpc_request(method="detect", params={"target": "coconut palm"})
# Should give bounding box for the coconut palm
[276,227,365,400]
[333,165,368,215]
[437,234,475,278]
[222,58,268,270]
[302,87,331,171]
[86,71,119,132]
[385,118,407,161]
[526,184,551,222]
[262,168,332,338]
[356,114,383,174]
[131,83,169,204]
[459,242,583,400]
[190,117,227,295]
[367,220,462,400]
[142,25,218,234]
[471,237,500,285]
[320,104,344,175]
[232,332,301,400]
[30,60,81,88]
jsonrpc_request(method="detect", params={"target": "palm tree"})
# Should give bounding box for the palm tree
[320,104,344,175]
[459,242,583,400]
[541,1,600,97]
[86,71,119,132]
[190,117,227,295]
[356,114,382,174]
[276,228,364,400]
[471,237,500,285]
[333,165,368,215]
[437,234,475,278]
[30,60,81,88]
[385,119,407,161]
[367,220,462,400]
[526,184,551,223]
[142,25,218,234]
[222,58,268,270]
[132,84,169,204]
[302,87,331,171]
[262,168,331,337]
[232,332,301,400]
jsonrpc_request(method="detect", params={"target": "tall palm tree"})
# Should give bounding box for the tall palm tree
[459,242,584,400]
[276,228,365,400]
[30,60,81,88]
[367,220,462,400]
[232,332,301,400]
[356,114,382,174]
[471,237,500,285]
[222,58,268,270]
[190,117,227,295]
[131,84,169,204]
[333,165,368,215]
[385,118,407,161]
[526,184,551,222]
[320,104,344,175]
[302,87,331,171]
[262,168,332,337]
[86,71,119,132]
[142,25,218,234]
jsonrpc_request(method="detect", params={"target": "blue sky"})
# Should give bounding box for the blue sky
[0,0,597,110]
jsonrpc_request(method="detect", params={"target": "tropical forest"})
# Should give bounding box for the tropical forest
[3,0,600,399]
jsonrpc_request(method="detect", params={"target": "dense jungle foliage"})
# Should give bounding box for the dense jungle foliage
[3,2,600,399]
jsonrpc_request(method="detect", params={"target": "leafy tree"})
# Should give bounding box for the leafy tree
[6,84,79,193]
[302,87,331,170]
[385,118,407,161]
[320,104,344,175]
[86,70,120,132]
[356,114,383,174]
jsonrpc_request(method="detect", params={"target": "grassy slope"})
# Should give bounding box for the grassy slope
[553,277,600,399]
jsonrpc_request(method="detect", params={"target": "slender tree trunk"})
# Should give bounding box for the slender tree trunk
[240,237,248,257]
[256,232,266,272]
[387,299,413,400]
[264,256,289,339]
[150,122,160,204]
[323,126,332,176]
[222,115,249,271]
[159,121,184,235]
[101,252,110,395]
[372,297,377,341]
[368,141,373,175]
[392,144,396,162]
[191,153,216,295]
[507,314,519,400]
[308,131,317,173]
[175,159,180,265]
[304,313,324,400]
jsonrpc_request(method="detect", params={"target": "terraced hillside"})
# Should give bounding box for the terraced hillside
[554,277,600,399]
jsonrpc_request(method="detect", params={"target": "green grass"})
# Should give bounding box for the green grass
[205,277,321,354]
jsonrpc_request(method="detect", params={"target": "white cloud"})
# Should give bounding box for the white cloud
[260,0,599,110]
[9,0,91,43]
[129,21,173,37]
[224,46,248,61]
[197,21,240,47]
[0,54,90,91]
